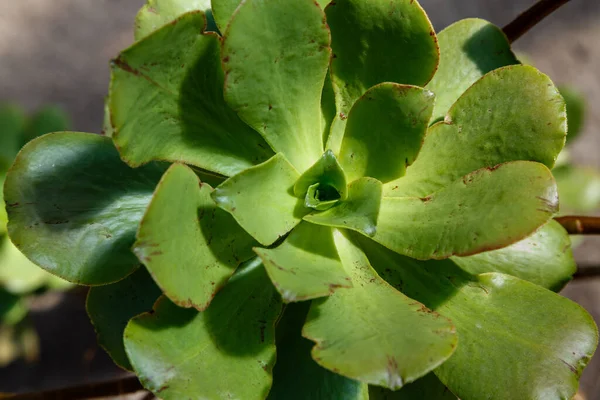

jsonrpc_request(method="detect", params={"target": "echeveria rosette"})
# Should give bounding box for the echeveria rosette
[2,1,597,400]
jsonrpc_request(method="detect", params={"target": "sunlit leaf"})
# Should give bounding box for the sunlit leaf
[135,0,215,40]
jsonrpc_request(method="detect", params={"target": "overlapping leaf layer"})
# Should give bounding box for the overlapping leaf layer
[3,0,597,399]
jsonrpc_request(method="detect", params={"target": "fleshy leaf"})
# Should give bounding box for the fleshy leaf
[453,220,576,291]
[304,177,382,237]
[294,150,347,201]
[385,66,566,197]
[325,0,439,154]
[302,230,457,390]
[124,259,282,400]
[135,0,215,40]
[426,19,519,122]
[268,302,368,400]
[338,84,434,183]
[369,373,457,400]
[212,154,306,246]
[0,104,25,172]
[373,162,557,259]
[560,86,585,143]
[111,12,272,177]
[554,165,600,214]
[0,236,50,294]
[134,163,256,310]
[222,0,330,172]
[358,235,597,400]
[87,268,162,370]
[5,132,165,285]
[211,0,240,33]
[255,223,350,303]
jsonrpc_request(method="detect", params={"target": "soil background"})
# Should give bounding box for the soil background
[1,0,599,398]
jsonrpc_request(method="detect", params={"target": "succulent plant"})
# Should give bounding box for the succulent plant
[3,0,598,399]
[0,104,71,366]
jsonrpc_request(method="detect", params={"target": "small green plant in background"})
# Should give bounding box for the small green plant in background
[0,104,72,366]
[3,0,599,399]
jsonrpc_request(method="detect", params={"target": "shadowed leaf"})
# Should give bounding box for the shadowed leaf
[125,259,282,399]
[134,163,257,310]
[4,132,165,285]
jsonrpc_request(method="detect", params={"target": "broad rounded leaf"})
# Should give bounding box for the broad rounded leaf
[255,223,350,303]
[304,177,382,238]
[5,132,165,285]
[134,163,256,310]
[339,84,434,183]
[426,18,518,122]
[222,0,330,172]
[111,12,272,176]
[374,162,557,259]
[211,0,240,33]
[87,268,162,370]
[385,65,566,197]
[268,302,368,400]
[452,220,576,291]
[212,154,306,246]
[325,0,439,154]
[135,0,214,40]
[554,165,600,214]
[125,259,282,400]
[369,373,456,400]
[303,230,457,390]
[360,237,597,400]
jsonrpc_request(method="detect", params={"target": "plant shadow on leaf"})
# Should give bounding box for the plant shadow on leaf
[346,232,468,310]
[7,133,166,283]
[178,35,273,168]
[287,185,314,220]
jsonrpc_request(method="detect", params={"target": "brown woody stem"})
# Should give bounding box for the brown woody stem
[555,216,600,235]
[3,375,144,400]
[503,0,572,43]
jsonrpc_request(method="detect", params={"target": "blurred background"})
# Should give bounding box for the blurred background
[0,0,599,398]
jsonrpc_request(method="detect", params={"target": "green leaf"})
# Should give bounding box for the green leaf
[124,259,282,400]
[338,84,434,183]
[255,223,350,302]
[102,96,114,137]
[4,132,165,285]
[303,230,457,390]
[23,106,70,145]
[294,150,347,201]
[134,163,256,310]
[111,12,272,176]
[321,72,336,146]
[0,288,27,326]
[452,220,576,291]
[211,0,240,33]
[87,267,162,370]
[135,0,215,41]
[222,0,330,172]
[325,0,439,154]
[374,162,557,259]
[385,65,566,198]
[268,302,368,400]
[0,104,26,172]
[304,177,382,237]
[554,165,600,214]
[369,373,457,400]
[0,236,50,294]
[212,154,306,246]
[560,86,586,143]
[426,19,519,123]
[360,236,597,400]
